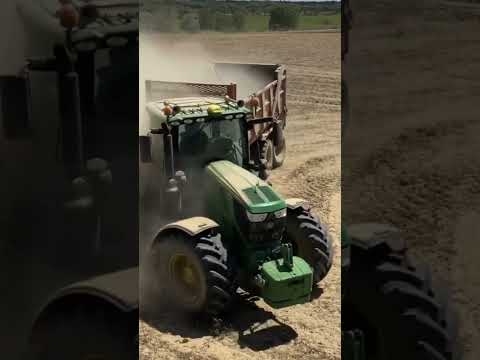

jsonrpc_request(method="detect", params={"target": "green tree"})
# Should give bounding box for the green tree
[214,13,233,32]
[232,9,246,31]
[269,6,300,31]
[153,5,179,32]
[180,13,200,33]
[199,7,216,30]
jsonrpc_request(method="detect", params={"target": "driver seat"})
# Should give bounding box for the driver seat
[179,130,209,159]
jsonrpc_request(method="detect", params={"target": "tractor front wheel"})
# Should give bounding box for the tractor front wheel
[285,206,333,284]
[151,231,235,316]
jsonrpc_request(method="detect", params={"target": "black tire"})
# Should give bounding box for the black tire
[342,237,457,360]
[272,137,286,169]
[259,139,274,170]
[152,230,235,316]
[272,124,286,168]
[285,206,333,284]
[30,300,137,360]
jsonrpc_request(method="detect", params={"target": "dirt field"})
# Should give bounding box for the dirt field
[139,31,341,360]
[344,0,480,358]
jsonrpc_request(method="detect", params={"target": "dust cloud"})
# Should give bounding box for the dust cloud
[139,32,219,135]
[138,32,276,135]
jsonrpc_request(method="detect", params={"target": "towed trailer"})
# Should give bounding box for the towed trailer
[144,61,288,170]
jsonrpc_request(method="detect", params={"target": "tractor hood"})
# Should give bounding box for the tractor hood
[206,160,286,214]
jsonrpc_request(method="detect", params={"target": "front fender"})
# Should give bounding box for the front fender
[285,198,309,211]
[154,216,219,243]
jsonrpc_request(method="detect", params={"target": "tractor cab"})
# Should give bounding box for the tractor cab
[142,95,265,219]
[147,96,252,169]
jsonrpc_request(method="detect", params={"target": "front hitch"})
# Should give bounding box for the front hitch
[258,244,313,309]
[271,243,294,271]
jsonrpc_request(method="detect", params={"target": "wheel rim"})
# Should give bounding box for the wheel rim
[169,254,202,304]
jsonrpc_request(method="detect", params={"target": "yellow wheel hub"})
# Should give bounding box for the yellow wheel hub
[169,254,202,301]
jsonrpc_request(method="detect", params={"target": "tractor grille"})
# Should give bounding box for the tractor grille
[233,201,286,247]
[248,213,286,246]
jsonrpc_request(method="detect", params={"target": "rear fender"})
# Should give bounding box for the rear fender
[153,217,219,245]
[31,268,138,333]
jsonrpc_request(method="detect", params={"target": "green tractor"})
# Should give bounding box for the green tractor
[140,96,333,315]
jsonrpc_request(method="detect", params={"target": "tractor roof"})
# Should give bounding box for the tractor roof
[146,96,252,128]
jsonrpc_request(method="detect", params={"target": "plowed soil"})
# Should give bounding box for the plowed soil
[343,1,480,358]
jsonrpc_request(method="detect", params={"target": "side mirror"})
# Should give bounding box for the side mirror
[247,116,274,130]
[0,76,32,139]
[139,135,152,163]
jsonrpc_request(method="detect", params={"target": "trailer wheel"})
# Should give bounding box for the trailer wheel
[30,300,137,360]
[272,124,286,168]
[285,207,333,283]
[260,139,274,170]
[152,231,236,316]
[272,138,286,168]
[342,236,458,360]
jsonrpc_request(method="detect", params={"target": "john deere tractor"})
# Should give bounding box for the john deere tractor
[140,96,333,315]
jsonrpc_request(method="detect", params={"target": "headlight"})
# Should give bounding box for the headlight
[274,208,287,218]
[246,211,268,222]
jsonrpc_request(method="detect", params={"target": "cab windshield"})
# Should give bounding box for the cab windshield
[176,118,248,167]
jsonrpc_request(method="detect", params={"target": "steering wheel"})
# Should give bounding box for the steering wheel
[209,136,239,164]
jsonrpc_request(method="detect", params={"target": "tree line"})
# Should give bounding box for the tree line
[140,0,340,32]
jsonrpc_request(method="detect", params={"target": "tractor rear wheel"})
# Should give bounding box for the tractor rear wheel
[342,236,457,360]
[285,207,333,283]
[151,231,235,316]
